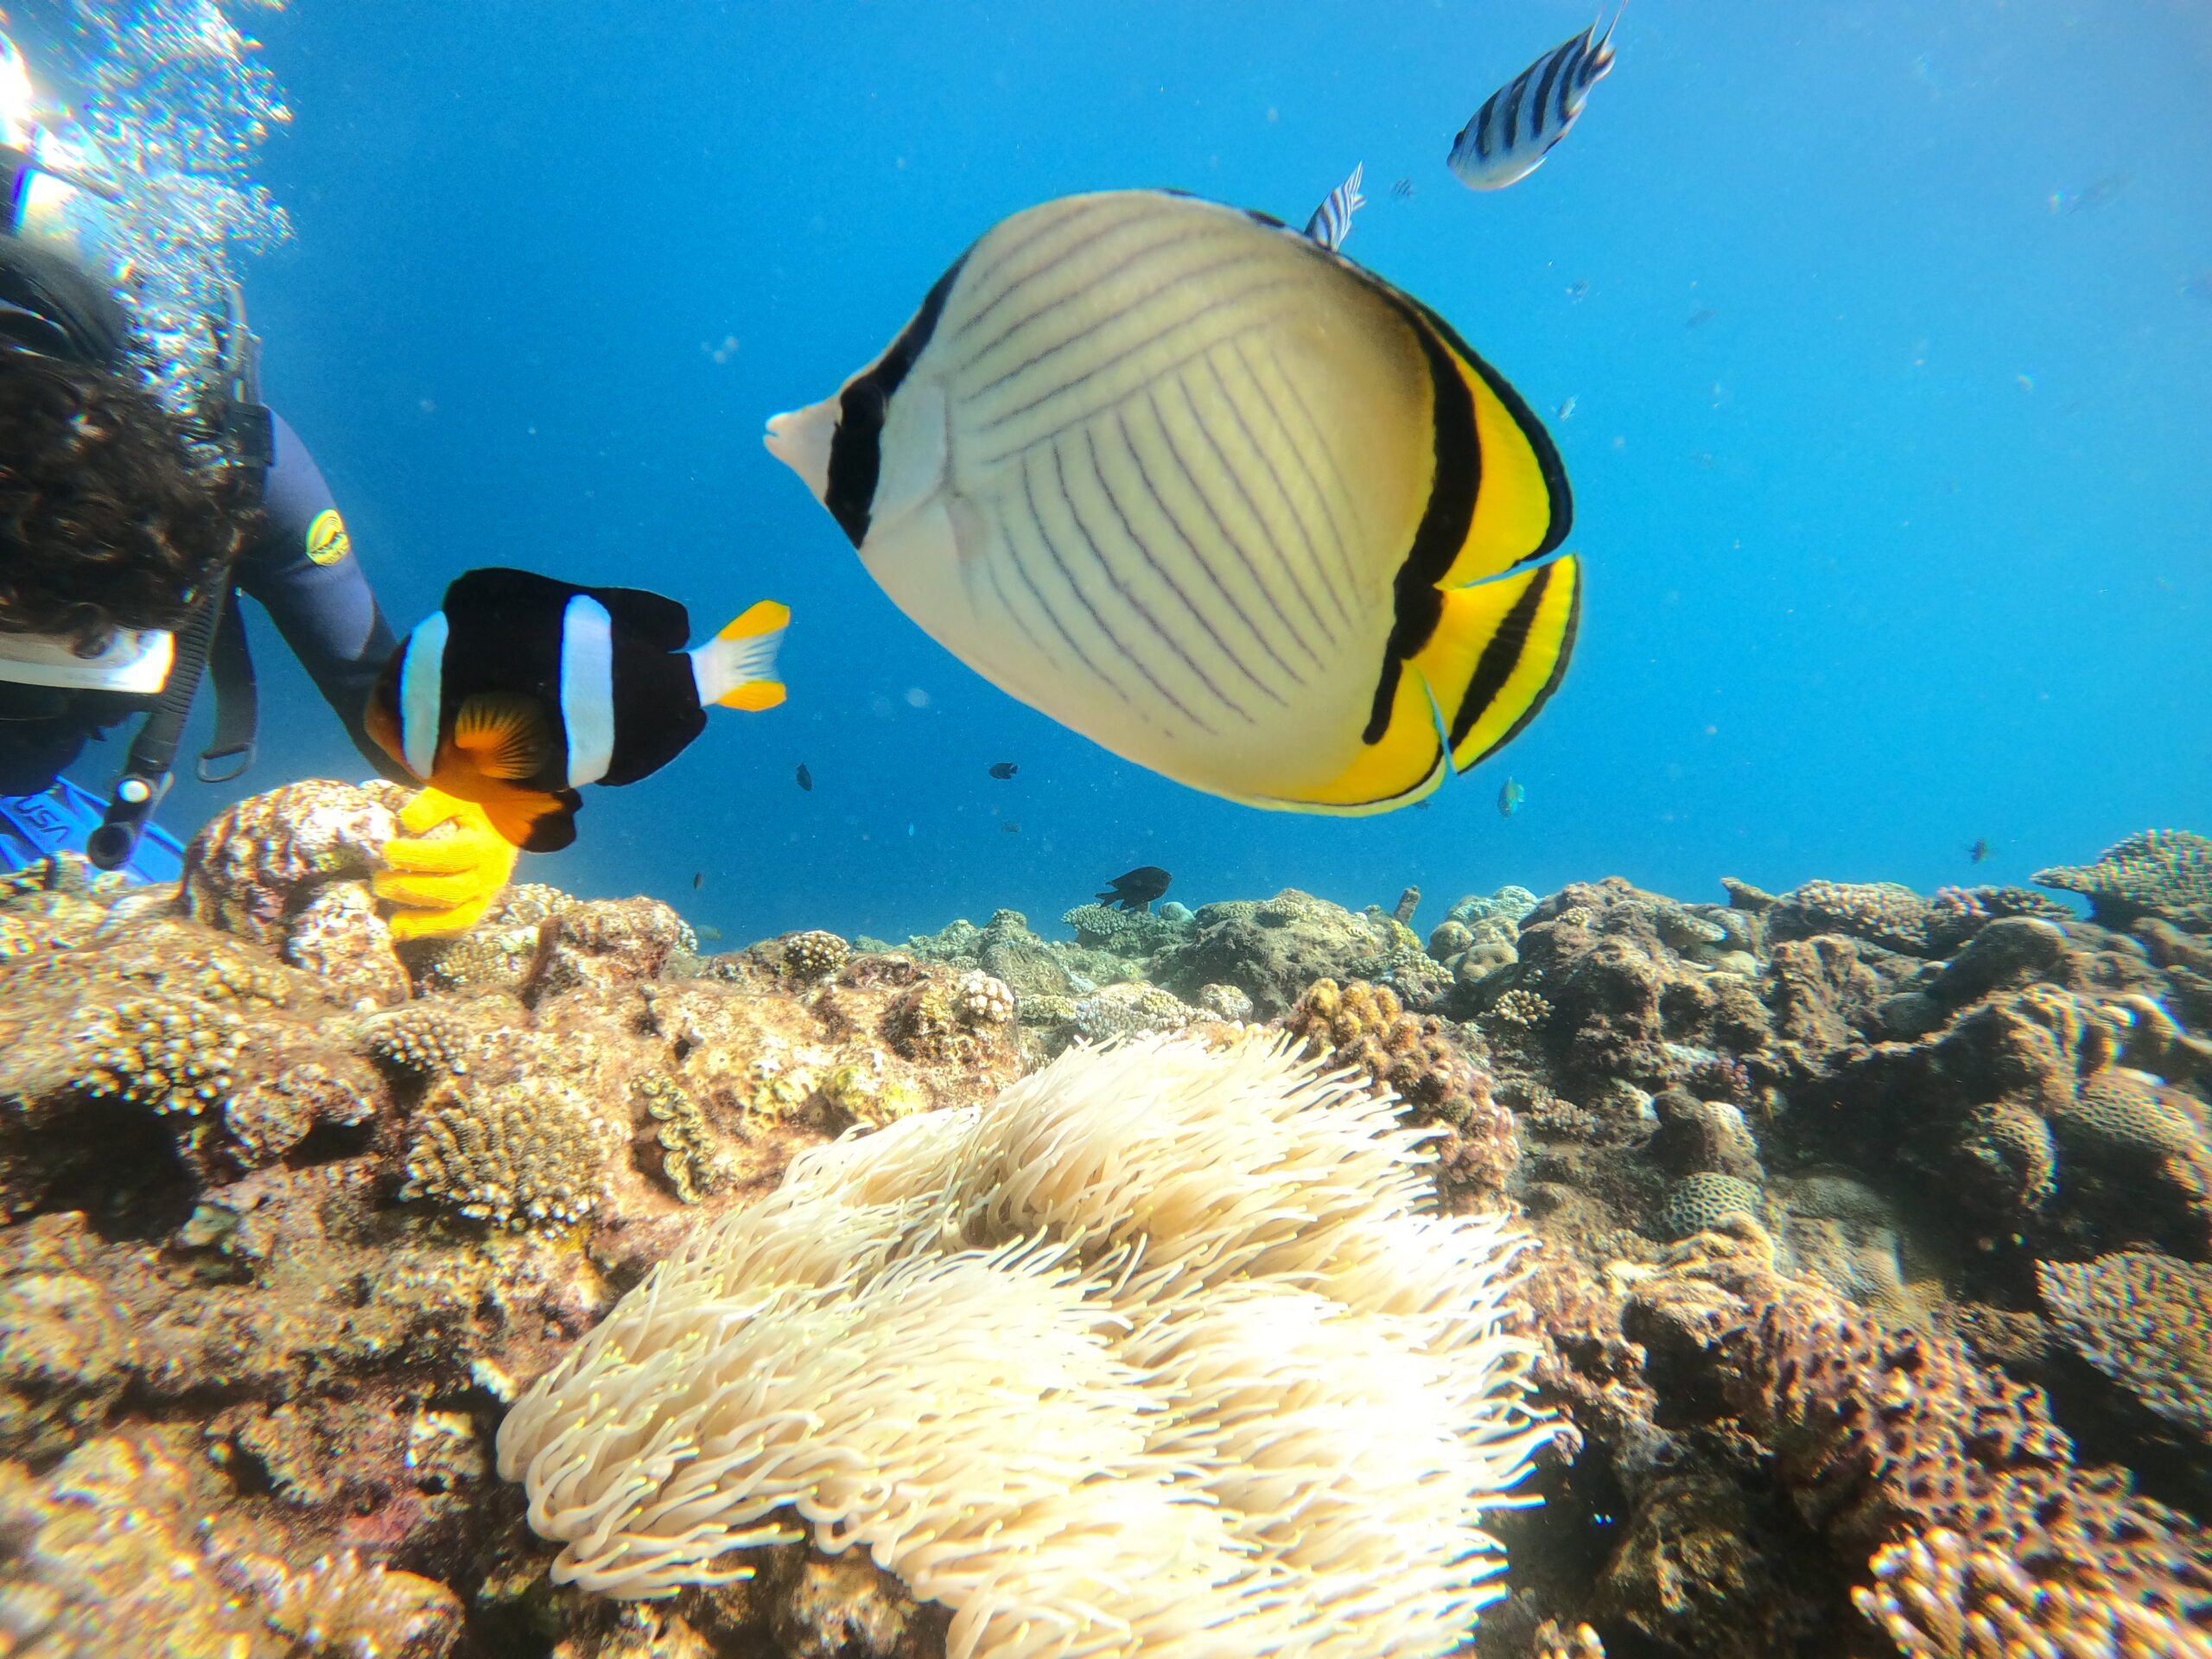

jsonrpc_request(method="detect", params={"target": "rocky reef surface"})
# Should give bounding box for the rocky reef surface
[0,781,2207,1656]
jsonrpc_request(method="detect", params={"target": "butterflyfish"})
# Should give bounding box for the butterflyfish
[366,568,788,850]
[1304,162,1365,251]
[1447,12,1619,192]
[764,189,1580,816]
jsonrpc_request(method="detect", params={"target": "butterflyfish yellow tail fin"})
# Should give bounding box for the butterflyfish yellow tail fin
[1408,554,1581,774]
[448,692,552,780]
[691,600,791,711]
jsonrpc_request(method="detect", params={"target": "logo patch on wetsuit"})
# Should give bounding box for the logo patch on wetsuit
[306,509,353,567]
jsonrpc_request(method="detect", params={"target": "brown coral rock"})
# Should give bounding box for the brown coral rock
[181,778,405,943]
[0,1425,460,1657]
[1283,977,1517,1201]
[2037,1251,2212,1438]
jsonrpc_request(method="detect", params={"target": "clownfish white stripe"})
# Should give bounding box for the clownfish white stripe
[398,610,448,782]
[559,594,616,787]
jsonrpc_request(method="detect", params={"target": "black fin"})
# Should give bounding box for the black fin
[518,791,582,854]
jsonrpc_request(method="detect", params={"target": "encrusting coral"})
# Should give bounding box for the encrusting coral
[498,1033,1554,1656]
[2036,1251,2212,1438]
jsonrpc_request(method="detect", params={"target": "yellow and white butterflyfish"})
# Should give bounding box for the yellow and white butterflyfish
[766,188,1579,815]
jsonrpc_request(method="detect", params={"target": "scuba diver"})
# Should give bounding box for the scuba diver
[0,31,511,935]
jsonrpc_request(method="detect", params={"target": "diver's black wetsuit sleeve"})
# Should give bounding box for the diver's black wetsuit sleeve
[232,412,409,779]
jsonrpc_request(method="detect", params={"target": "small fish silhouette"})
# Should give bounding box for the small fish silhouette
[1001,821,1021,833]
[1686,307,1717,328]
[1969,837,1991,864]
[795,763,813,791]
[1555,396,1577,421]
[1566,278,1591,302]
[1096,865,1173,912]
[1390,176,1415,200]
[1497,777,1526,817]
[692,872,702,888]
[988,761,1019,779]
[699,925,722,942]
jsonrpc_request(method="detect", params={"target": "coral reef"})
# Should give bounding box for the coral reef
[1282,977,1518,1202]
[499,1036,1553,1655]
[2037,830,2212,927]
[2037,1251,2212,1437]
[3,779,2210,1657]
[401,1076,625,1230]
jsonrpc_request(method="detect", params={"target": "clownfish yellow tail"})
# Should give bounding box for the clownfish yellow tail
[690,600,790,711]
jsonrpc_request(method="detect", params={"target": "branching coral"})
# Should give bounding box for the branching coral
[1857,1525,2212,1659]
[401,1077,622,1229]
[2036,1252,2212,1437]
[498,1034,1553,1657]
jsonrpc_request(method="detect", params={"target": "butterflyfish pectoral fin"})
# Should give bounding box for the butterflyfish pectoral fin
[1410,554,1582,773]
[448,691,552,781]
[692,601,791,711]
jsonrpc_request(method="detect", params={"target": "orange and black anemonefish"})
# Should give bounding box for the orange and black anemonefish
[365,567,789,849]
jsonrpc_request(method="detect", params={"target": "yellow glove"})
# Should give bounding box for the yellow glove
[373,787,521,941]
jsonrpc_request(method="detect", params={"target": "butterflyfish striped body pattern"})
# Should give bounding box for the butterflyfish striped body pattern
[766,189,1577,815]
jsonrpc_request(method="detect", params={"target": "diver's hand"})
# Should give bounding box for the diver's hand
[372,787,519,940]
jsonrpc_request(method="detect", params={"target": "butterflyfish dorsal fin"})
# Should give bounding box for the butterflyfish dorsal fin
[448,691,553,781]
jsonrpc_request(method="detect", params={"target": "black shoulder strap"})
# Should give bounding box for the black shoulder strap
[197,587,257,782]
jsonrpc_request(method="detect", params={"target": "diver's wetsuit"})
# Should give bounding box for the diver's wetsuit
[0,412,400,796]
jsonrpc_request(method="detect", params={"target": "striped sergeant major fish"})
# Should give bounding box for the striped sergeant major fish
[1303,162,1365,251]
[1447,11,1620,192]
[765,190,1579,817]
[365,568,788,850]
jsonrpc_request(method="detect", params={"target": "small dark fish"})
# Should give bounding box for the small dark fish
[1686,307,1717,328]
[796,763,813,791]
[1566,278,1591,302]
[692,871,703,888]
[1497,777,1526,817]
[1096,865,1173,912]
[1390,176,1415,200]
[988,761,1019,779]
[699,925,722,942]
[1969,837,1991,864]
[1304,162,1365,251]
[1001,821,1021,833]
[1448,10,1620,191]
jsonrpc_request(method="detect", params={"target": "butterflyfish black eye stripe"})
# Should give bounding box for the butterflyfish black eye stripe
[823,253,969,546]
[766,189,1580,817]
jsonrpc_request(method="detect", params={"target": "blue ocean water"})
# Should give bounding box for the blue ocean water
[77,0,2212,944]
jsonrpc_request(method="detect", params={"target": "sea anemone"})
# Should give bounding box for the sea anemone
[496,1033,1552,1656]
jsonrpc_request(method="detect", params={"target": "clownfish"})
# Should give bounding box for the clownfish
[366,567,788,849]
